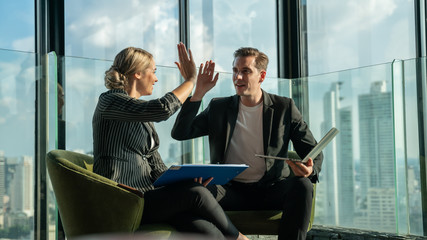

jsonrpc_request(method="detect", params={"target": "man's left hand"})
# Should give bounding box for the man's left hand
[286,158,313,178]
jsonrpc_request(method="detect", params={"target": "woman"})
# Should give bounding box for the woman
[92,43,247,240]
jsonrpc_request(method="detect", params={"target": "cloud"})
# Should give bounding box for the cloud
[84,17,115,48]
[12,36,35,52]
[308,0,397,34]
[0,98,14,107]
[335,0,397,32]
[305,0,414,75]
[189,14,215,69]
[189,0,277,73]
[65,0,179,63]
[0,59,22,73]
[66,66,102,93]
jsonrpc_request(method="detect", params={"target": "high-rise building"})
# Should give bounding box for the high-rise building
[317,82,354,227]
[6,156,34,217]
[21,156,34,216]
[0,151,5,212]
[337,106,354,227]
[357,81,395,232]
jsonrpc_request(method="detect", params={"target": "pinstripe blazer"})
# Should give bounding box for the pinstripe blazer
[93,89,182,193]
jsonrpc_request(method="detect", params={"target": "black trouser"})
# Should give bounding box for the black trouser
[207,177,313,240]
[141,181,239,239]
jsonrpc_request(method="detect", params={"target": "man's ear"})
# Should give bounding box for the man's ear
[260,71,267,82]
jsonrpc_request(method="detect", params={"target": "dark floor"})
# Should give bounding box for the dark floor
[247,225,427,240]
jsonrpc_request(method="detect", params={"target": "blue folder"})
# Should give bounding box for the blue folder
[153,164,249,187]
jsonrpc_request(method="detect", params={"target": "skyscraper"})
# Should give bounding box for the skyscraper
[0,151,5,211]
[4,156,34,217]
[317,81,354,226]
[357,81,395,232]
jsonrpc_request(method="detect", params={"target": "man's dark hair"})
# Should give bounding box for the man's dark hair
[233,47,269,71]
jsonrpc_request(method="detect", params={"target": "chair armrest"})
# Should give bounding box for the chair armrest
[47,156,144,238]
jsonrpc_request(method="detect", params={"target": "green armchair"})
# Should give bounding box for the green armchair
[46,149,173,239]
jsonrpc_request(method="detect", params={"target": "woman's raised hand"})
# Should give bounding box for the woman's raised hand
[190,60,219,102]
[175,43,197,84]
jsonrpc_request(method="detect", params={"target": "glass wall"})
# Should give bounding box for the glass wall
[304,0,416,76]
[65,0,180,67]
[0,1,36,238]
[189,0,278,77]
[0,49,35,239]
[0,1,35,52]
[62,55,425,236]
[298,63,396,232]
[402,57,426,235]
[287,59,422,235]
[58,55,425,237]
[61,1,424,236]
[47,52,60,240]
[189,59,423,235]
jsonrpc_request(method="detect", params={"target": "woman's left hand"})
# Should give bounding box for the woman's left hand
[194,177,214,187]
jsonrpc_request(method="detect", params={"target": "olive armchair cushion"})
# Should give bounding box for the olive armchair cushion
[46,150,145,238]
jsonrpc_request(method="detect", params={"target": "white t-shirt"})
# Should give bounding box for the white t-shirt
[224,100,266,183]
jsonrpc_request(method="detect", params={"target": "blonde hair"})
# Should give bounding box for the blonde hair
[233,47,269,71]
[104,47,153,90]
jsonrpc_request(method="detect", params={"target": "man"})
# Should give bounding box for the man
[171,47,323,240]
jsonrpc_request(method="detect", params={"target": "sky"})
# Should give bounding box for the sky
[0,0,35,52]
[0,0,420,162]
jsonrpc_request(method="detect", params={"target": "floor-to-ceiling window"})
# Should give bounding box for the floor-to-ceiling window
[64,0,182,166]
[304,0,416,76]
[302,0,422,235]
[0,1,35,52]
[189,0,278,77]
[0,1,35,239]
[65,0,179,65]
[2,0,426,239]
[188,0,278,163]
[63,0,279,166]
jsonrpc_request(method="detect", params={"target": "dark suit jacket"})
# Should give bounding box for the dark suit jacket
[172,89,323,184]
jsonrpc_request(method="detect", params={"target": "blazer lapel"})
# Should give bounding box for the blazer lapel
[224,95,239,155]
[262,90,274,154]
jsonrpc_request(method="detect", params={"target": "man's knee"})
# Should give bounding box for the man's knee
[287,177,313,198]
